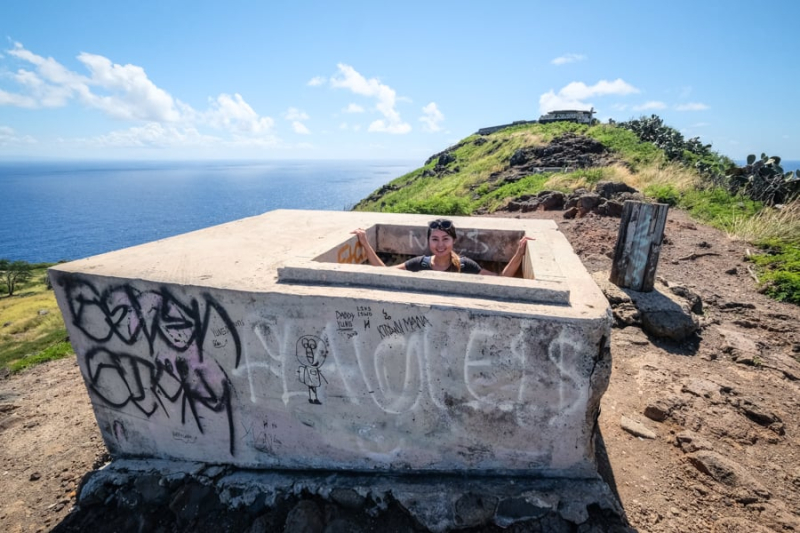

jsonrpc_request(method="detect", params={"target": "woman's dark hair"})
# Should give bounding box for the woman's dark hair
[427,218,460,272]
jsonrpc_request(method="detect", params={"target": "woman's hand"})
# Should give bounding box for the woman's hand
[515,236,535,256]
[502,236,534,277]
[351,228,368,243]
[350,228,386,267]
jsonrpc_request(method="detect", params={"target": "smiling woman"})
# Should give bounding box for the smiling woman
[352,218,532,277]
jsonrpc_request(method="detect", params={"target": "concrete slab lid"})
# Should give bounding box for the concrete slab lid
[49,209,609,319]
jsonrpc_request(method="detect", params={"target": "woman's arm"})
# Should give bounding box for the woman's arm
[501,236,535,277]
[351,228,386,267]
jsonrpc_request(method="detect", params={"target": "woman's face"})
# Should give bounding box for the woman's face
[428,229,454,258]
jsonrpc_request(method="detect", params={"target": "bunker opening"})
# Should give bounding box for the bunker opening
[278,223,570,305]
[327,224,528,275]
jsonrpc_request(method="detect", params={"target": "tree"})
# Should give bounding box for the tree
[0,259,33,296]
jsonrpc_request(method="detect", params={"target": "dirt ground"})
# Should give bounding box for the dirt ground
[1,207,799,532]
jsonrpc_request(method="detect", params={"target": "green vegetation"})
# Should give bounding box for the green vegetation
[746,239,800,304]
[4,116,799,375]
[353,116,800,304]
[0,259,33,296]
[0,262,74,373]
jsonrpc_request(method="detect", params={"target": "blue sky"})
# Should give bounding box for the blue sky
[1,0,798,163]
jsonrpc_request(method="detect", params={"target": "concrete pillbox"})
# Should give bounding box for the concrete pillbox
[50,210,611,478]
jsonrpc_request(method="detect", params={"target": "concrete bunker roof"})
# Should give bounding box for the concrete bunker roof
[50,210,609,320]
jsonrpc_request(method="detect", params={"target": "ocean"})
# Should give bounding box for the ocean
[0,160,416,263]
[1,158,797,264]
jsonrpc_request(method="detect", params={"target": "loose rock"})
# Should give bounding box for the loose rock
[621,416,657,439]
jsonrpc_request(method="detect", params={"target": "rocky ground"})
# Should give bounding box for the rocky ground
[1,206,799,532]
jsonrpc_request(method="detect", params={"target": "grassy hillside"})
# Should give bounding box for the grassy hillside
[354,120,800,304]
[353,122,691,215]
[0,264,73,373]
[1,120,797,375]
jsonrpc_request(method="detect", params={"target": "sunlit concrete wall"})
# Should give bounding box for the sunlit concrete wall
[50,210,611,477]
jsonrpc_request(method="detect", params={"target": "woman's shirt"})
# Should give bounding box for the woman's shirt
[403,255,482,274]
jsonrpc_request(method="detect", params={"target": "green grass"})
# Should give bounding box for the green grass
[746,239,800,304]
[675,188,762,227]
[351,119,800,305]
[585,124,664,170]
[0,263,74,372]
[355,121,671,214]
[644,183,681,206]
[8,338,73,373]
[476,174,553,210]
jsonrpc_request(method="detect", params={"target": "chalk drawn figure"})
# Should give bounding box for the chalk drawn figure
[296,335,328,405]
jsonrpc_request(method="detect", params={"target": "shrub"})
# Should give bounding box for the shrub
[645,184,680,206]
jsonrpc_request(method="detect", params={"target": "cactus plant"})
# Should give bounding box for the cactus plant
[726,154,800,205]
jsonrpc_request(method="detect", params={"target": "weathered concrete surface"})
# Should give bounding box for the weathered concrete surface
[50,210,611,477]
[73,459,626,532]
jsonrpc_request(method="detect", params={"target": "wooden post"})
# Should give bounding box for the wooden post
[609,201,669,292]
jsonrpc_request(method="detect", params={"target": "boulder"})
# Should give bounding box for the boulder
[669,285,703,314]
[284,500,324,533]
[577,193,602,211]
[644,395,686,422]
[632,289,699,341]
[596,200,623,218]
[621,416,656,439]
[537,191,565,210]
[592,271,699,341]
[594,181,638,199]
[675,431,714,453]
[562,207,578,219]
[510,149,529,167]
[687,451,771,501]
[437,153,456,167]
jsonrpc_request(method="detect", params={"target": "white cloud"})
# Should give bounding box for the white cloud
[675,102,709,111]
[551,53,586,66]
[0,88,37,108]
[560,79,639,100]
[6,44,182,122]
[204,93,274,134]
[611,103,629,111]
[76,52,181,121]
[539,78,639,114]
[81,123,219,148]
[0,125,36,145]
[2,43,276,142]
[330,63,411,134]
[12,69,73,107]
[339,122,349,130]
[343,103,364,113]
[292,121,310,134]
[368,120,411,134]
[632,101,667,111]
[419,102,444,132]
[284,107,309,121]
[307,76,326,86]
[690,122,709,128]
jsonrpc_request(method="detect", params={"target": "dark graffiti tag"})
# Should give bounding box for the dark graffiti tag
[57,273,240,455]
[85,345,236,454]
[377,315,433,339]
[59,275,242,367]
